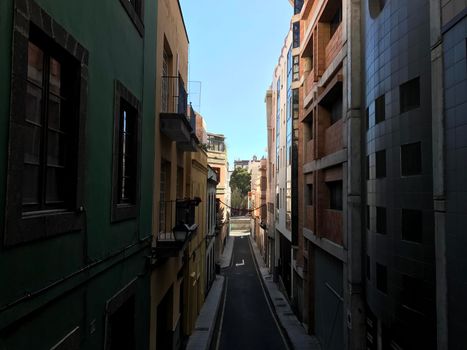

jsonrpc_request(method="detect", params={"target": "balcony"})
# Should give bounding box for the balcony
[153,198,201,259]
[160,75,197,151]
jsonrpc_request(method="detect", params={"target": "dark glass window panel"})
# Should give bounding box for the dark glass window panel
[118,104,137,204]
[26,83,43,124]
[375,94,385,123]
[402,275,424,313]
[108,296,135,350]
[22,163,40,207]
[400,77,420,113]
[27,42,44,85]
[328,180,343,210]
[375,150,386,178]
[366,155,370,180]
[24,124,42,164]
[307,184,313,205]
[48,93,66,131]
[49,57,61,95]
[293,22,300,48]
[366,255,371,280]
[330,5,342,37]
[46,166,66,204]
[376,263,387,293]
[401,209,423,243]
[376,207,386,234]
[401,142,422,176]
[294,0,304,14]
[366,205,370,229]
[366,107,370,130]
[47,130,66,167]
[330,96,343,124]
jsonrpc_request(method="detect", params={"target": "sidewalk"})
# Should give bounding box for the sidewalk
[186,236,234,350]
[219,235,234,269]
[249,235,321,350]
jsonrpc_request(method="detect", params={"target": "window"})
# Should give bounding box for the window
[401,275,424,313]
[330,4,342,37]
[401,209,423,243]
[119,0,144,36]
[293,22,300,48]
[22,40,75,213]
[366,107,370,130]
[111,81,141,222]
[376,263,387,293]
[376,207,386,234]
[294,0,304,14]
[105,280,136,350]
[5,9,87,246]
[366,155,370,180]
[366,205,370,229]
[330,96,343,124]
[401,142,422,176]
[328,181,343,210]
[307,184,313,205]
[400,77,420,113]
[368,0,387,19]
[375,150,386,178]
[366,255,371,280]
[293,55,300,81]
[375,94,385,124]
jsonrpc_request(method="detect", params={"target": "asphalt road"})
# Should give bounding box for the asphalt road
[214,235,289,350]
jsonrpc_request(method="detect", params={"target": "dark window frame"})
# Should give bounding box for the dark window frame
[400,77,420,113]
[376,206,386,234]
[111,81,142,222]
[119,0,145,37]
[375,94,385,124]
[375,149,386,178]
[104,278,137,350]
[4,3,88,247]
[401,142,422,176]
[401,209,423,243]
[328,180,343,211]
[376,263,388,294]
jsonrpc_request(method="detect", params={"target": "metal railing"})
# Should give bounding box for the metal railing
[161,75,188,115]
[158,199,197,241]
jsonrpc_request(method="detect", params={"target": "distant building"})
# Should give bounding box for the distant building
[206,133,230,262]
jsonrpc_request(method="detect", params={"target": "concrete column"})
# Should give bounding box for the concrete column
[429,0,448,348]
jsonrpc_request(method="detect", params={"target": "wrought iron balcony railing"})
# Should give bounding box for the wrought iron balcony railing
[157,198,201,242]
[161,75,188,116]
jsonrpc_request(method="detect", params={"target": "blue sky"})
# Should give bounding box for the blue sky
[179,0,292,167]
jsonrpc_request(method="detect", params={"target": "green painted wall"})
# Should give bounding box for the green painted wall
[0,0,157,348]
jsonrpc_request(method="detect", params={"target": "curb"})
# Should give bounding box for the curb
[220,236,234,269]
[186,275,226,350]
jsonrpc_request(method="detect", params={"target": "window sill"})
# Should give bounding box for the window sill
[5,210,85,247]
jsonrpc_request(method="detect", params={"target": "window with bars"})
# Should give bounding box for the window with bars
[111,81,141,222]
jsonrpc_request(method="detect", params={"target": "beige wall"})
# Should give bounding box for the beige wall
[150,1,190,349]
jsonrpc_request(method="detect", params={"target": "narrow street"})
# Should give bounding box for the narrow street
[214,233,289,350]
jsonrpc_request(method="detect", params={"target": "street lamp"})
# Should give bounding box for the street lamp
[172,223,190,242]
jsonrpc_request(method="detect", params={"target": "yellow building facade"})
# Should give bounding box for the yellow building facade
[149,0,208,349]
